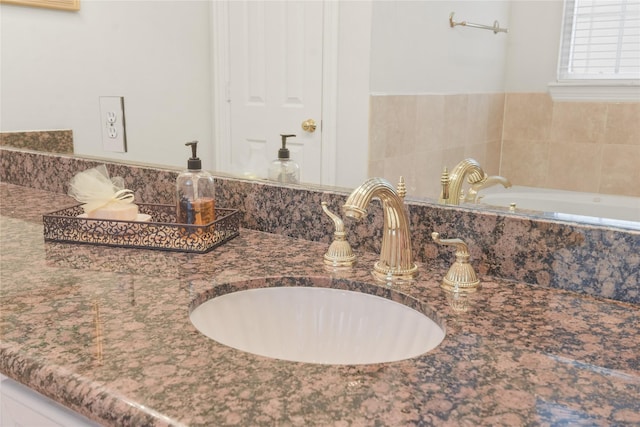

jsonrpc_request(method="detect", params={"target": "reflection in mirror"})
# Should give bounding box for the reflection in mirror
[1,0,638,226]
[473,185,640,228]
[443,289,477,313]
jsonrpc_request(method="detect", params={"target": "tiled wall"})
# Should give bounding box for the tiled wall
[369,94,504,201]
[502,93,640,197]
[369,93,640,199]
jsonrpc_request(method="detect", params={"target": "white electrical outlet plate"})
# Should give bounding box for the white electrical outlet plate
[99,96,127,153]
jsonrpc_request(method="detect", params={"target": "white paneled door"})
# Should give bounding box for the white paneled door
[226,0,324,183]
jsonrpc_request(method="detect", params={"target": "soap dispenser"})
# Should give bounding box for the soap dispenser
[176,141,216,225]
[268,134,300,184]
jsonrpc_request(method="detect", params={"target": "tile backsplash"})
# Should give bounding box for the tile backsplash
[502,93,640,197]
[1,147,638,305]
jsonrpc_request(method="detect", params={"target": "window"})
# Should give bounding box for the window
[559,0,640,80]
[551,0,640,101]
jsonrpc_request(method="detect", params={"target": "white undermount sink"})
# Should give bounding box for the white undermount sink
[190,285,445,365]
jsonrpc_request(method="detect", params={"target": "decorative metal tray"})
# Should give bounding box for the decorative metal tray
[43,204,240,253]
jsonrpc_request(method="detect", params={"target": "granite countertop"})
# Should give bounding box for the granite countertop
[1,182,639,426]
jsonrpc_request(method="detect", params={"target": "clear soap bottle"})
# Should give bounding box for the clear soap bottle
[176,141,216,225]
[268,134,300,184]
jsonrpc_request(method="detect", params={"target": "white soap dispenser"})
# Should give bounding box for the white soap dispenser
[268,134,300,184]
[176,141,216,225]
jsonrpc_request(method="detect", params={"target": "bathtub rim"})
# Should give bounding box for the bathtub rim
[475,185,640,231]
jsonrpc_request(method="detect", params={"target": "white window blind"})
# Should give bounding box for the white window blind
[558,0,640,80]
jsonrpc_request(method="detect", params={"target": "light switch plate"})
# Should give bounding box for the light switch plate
[99,96,127,153]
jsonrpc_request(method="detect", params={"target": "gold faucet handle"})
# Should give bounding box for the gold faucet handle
[322,202,356,268]
[322,201,345,233]
[431,232,480,291]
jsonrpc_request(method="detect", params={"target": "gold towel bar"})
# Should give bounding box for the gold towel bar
[449,12,508,34]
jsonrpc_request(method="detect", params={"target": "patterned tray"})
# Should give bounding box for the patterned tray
[43,204,240,253]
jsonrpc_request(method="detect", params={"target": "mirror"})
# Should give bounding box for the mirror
[1,0,638,226]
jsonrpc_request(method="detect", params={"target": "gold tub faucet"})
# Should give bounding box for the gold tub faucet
[465,175,512,203]
[439,158,486,205]
[343,177,418,283]
[439,158,510,205]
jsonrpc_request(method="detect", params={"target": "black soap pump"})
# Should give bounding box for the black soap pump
[176,141,216,224]
[268,134,300,184]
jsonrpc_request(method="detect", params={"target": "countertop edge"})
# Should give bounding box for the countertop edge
[0,342,179,427]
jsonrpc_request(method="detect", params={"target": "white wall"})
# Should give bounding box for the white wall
[369,0,565,94]
[370,1,511,94]
[0,0,213,169]
[504,0,564,92]
[335,0,372,188]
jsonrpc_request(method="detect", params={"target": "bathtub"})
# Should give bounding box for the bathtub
[478,186,640,229]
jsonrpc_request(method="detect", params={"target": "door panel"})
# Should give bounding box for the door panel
[228,0,323,183]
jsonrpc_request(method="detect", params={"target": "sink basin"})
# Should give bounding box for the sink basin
[190,284,445,365]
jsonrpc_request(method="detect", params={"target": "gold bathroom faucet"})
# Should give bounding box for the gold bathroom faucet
[465,175,512,203]
[439,158,510,205]
[439,158,486,205]
[343,177,418,282]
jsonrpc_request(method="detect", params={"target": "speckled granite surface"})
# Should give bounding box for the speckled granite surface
[1,147,639,304]
[1,183,639,426]
[0,130,74,154]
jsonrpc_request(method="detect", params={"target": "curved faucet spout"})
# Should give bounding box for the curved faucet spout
[343,177,418,282]
[479,175,512,189]
[439,158,486,205]
[466,175,512,203]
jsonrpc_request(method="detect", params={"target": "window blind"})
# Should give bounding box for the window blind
[559,0,640,80]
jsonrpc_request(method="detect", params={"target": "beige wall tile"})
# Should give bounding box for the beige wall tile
[600,144,640,197]
[466,93,505,146]
[605,103,640,146]
[385,95,418,158]
[500,139,549,187]
[369,95,417,160]
[383,152,422,197]
[441,147,466,173]
[484,140,502,176]
[501,94,639,195]
[443,95,468,149]
[550,102,607,144]
[547,142,602,192]
[415,95,445,153]
[466,94,490,145]
[464,143,489,168]
[369,92,638,199]
[413,150,446,201]
[503,93,552,141]
[368,96,387,162]
[487,93,506,142]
